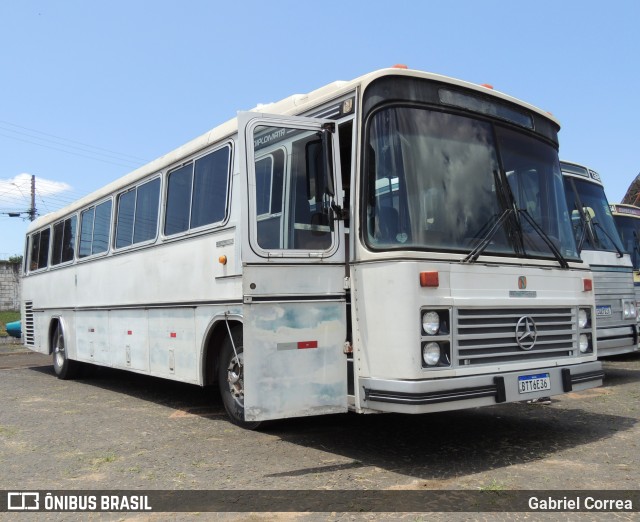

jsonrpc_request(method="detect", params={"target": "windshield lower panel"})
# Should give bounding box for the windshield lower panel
[364,106,580,261]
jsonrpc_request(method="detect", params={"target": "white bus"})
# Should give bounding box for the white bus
[22,67,603,428]
[610,203,640,304]
[561,162,638,356]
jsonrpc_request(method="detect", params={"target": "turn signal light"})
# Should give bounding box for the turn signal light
[583,278,593,292]
[420,271,439,288]
[218,255,227,265]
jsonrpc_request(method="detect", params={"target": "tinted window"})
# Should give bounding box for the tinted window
[133,178,160,243]
[92,200,112,255]
[115,178,161,249]
[79,208,95,258]
[37,228,50,269]
[62,216,76,263]
[116,189,136,248]
[52,221,64,265]
[191,147,230,228]
[51,216,77,265]
[165,164,192,235]
[29,232,40,270]
[165,146,231,236]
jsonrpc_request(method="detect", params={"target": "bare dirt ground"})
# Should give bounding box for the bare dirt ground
[0,343,638,520]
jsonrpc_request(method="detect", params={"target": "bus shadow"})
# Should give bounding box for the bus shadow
[27,363,638,483]
[601,355,640,387]
[264,404,637,482]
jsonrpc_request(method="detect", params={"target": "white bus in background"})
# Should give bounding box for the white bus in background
[610,203,640,304]
[561,162,638,356]
[22,67,603,429]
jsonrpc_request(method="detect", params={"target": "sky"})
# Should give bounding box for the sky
[1,0,639,257]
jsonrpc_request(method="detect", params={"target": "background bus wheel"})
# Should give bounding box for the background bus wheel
[217,327,261,430]
[52,325,79,380]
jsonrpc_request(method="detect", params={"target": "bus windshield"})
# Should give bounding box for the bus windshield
[563,178,624,254]
[613,214,640,269]
[365,106,579,261]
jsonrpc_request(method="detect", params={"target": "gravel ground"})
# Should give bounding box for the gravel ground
[0,343,638,521]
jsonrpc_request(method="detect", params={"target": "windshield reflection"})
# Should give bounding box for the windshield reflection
[365,107,579,261]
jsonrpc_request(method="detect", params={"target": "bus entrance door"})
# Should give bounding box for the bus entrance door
[238,112,348,422]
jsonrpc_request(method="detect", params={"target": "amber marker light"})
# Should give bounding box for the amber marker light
[420,271,439,288]
[583,278,593,292]
[218,255,227,265]
[480,83,494,89]
[392,64,408,69]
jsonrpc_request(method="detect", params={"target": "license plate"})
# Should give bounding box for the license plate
[518,373,551,394]
[595,305,612,317]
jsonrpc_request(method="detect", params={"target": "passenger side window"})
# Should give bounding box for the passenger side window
[116,178,161,248]
[51,215,77,265]
[164,145,231,236]
[29,228,51,271]
[79,200,112,258]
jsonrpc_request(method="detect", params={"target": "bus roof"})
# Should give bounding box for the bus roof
[27,67,562,232]
[610,203,640,218]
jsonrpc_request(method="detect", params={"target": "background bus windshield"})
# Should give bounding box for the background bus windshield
[564,178,624,254]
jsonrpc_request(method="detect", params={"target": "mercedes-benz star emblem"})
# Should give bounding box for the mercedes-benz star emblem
[515,316,537,350]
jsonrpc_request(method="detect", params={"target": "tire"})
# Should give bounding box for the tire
[52,325,79,380]
[217,327,261,430]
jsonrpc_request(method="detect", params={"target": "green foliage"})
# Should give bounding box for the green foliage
[0,310,20,337]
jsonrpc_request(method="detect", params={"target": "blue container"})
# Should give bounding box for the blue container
[5,320,21,339]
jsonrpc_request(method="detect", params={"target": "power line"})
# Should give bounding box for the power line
[0,131,143,169]
[0,119,149,163]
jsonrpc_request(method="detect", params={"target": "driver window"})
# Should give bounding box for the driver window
[253,125,333,251]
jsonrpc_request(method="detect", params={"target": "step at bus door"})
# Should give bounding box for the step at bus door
[238,111,348,422]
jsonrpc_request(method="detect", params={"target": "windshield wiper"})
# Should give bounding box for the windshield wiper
[592,221,624,258]
[518,209,569,269]
[462,208,513,263]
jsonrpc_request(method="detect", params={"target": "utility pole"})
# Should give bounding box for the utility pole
[1,174,37,221]
[29,174,36,221]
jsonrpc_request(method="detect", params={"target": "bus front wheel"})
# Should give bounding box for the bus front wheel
[52,325,79,380]
[217,327,261,430]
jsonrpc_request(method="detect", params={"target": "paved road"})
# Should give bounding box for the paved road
[0,345,638,519]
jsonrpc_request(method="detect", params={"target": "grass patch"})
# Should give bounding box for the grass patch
[0,310,20,338]
[91,453,118,468]
[480,479,507,491]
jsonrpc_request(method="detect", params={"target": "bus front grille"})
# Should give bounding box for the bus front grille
[455,307,575,366]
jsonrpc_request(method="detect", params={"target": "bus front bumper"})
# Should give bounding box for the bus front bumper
[360,361,603,414]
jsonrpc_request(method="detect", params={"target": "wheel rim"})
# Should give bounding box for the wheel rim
[226,351,244,407]
[54,333,65,369]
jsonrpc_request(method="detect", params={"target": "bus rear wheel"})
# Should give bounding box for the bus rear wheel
[217,327,261,430]
[52,325,79,380]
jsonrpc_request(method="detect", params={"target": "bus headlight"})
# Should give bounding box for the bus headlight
[623,300,634,319]
[578,308,589,328]
[422,311,440,335]
[579,334,590,353]
[422,342,441,366]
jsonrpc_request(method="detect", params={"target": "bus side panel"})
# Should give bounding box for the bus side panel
[243,300,348,421]
[76,311,111,366]
[148,308,197,383]
[109,310,149,372]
